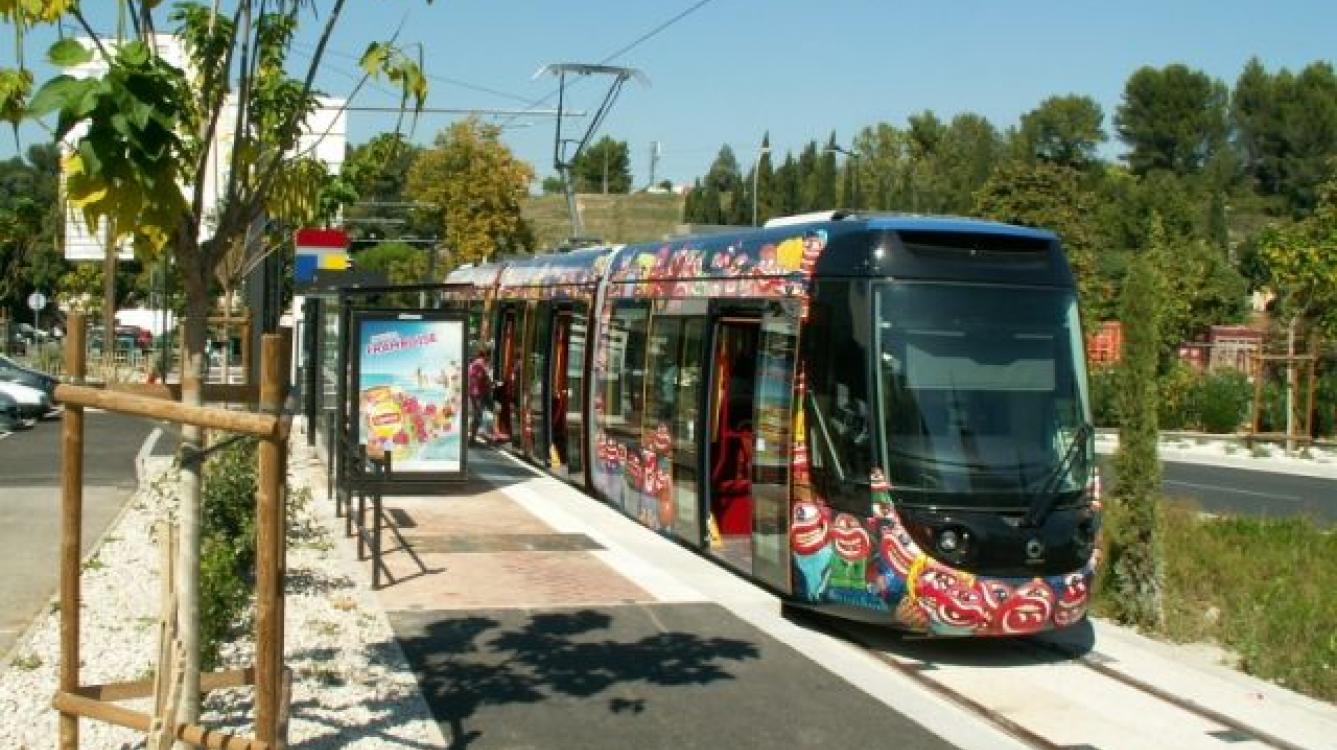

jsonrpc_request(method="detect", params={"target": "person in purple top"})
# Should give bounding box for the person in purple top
[468,346,493,444]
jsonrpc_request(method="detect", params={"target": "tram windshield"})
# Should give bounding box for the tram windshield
[875,282,1092,509]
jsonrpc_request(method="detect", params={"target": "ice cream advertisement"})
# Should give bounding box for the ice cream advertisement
[355,315,465,474]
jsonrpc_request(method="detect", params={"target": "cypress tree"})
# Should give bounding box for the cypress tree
[730,178,749,225]
[841,159,857,208]
[756,132,775,223]
[815,132,838,208]
[1107,214,1168,629]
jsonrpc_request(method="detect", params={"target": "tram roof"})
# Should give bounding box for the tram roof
[453,213,1070,289]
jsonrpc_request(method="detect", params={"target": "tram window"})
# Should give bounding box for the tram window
[804,281,875,508]
[602,301,650,439]
[645,317,685,430]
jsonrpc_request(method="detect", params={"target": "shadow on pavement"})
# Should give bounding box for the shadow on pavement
[393,608,760,749]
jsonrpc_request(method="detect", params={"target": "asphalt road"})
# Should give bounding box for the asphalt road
[1100,457,1336,526]
[0,410,171,656]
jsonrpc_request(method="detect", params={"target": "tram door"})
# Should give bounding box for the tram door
[704,301,798,591]
[494,307,519,442]
[548,306,587,480]
[706,317,761,571]
[522,301,551,461]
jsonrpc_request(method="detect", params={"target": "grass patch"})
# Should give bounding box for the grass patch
[1096,500,1337,701]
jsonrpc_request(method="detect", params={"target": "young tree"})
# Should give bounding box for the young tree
[3,1,428,731]
[407,118,534,266]
[1257,177,1337,447]
[1115,64,1229,176]
[1106,215,1168,629]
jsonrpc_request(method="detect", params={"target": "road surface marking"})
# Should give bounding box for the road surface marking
[1163,479,1301,502]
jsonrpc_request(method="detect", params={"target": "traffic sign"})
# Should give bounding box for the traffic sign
[27,292,47,311]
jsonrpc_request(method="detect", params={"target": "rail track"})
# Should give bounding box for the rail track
[789,608,1307,750]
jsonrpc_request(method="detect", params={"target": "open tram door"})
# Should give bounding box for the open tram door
[493,306,520,442]
[546,303,588,483]
[704,300,798,593]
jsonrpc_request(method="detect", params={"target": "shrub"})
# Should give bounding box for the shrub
[199,436,258,669]
[1256,380,1288,433]
[1089,365,1120,427]
[1196,370,1252,433]
[1313,367,1336,438]
[1157,362,1199,430]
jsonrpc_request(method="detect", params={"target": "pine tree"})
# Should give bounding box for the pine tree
[1107,214,1168,629]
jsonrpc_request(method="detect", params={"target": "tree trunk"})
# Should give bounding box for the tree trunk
[174,268,210,749]
[103,220,118,376]
[1285,315,1298,453]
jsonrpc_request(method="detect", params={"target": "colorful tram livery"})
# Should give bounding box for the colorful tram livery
[445,213,1099,637]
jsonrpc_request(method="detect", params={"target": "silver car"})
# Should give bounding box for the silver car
[0,390,28,431]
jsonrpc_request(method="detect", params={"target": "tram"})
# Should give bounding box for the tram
[444,211,1099,636]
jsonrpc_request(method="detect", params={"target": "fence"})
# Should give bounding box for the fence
[51,312,292,749]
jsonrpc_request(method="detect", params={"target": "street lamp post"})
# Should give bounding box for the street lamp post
[752,145,770,226]
[827,143,860,209]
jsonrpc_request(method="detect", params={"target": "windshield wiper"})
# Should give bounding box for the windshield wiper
[1021,421,1092,528]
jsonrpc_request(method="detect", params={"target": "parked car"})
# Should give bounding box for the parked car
[0,380,53,420]
[0,390,28,431]
[0,354,58,398]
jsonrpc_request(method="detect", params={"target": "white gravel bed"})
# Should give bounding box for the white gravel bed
[0,440,445,749]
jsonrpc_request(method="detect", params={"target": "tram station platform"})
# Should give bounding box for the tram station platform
[306,443,1337,750]
[318,445,1016,750]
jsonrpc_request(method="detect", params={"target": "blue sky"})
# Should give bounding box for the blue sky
[5,1,1335,188]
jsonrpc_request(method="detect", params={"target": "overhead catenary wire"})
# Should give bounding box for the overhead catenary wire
[499,0,721,128]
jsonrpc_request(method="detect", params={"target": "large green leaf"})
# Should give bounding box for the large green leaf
[119,41,151,67]
[46,38,93,67]
[26,75,91,118]
[0,68,33,125]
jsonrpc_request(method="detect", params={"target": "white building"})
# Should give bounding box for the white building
[61,34,346,261]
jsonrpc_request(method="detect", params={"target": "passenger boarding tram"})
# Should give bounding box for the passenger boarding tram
[444,212,1099,637]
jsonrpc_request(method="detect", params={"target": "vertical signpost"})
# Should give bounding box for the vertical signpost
[27,291,47,334]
